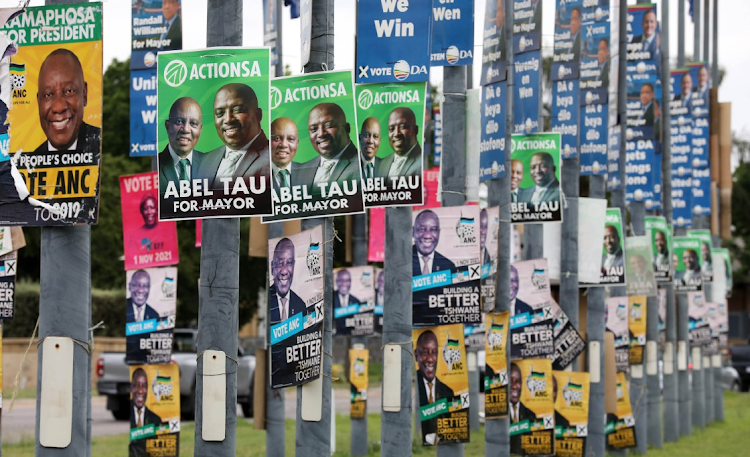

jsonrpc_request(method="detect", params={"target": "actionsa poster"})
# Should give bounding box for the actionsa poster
[333,266,375,336]
[125,267,177,365]
[673,236,703,292]
[687,229,714,283]
[554,370,590,457]
[599,208,626,285]
[645,216,672,282]
[510,132,562,224]
[129,364,180,457]
[268,225,324,388]
[349,348,368,419]
[485,311,510,419]
[509,358,555,456]
[510,259,555,360]
[0,251,16,319]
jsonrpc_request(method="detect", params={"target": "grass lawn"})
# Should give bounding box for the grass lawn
[3,392,748,456]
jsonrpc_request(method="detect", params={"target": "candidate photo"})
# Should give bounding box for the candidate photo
[638,82,656,127]
[675,248,702,286]
[126,270,160,323]
[159,97,204,194]
[568,6,582,62]
[632,8,661,70]
[413,210,457,276]
[359,117,382,180]
[652,230,670,271]
[415,330,455,445]
[510,158,523,203]
[269,237,306,324]
[482,0,507,84]
[602,225,624,271]
[674,72,695,108]
[334,269,361,308]
[270,117,299,193]
[376,107,422,179]
[510,264,532,316]
[518,152,560,204]
[480,209,492,265]
[627,253,650,285]
[129,367,163,456]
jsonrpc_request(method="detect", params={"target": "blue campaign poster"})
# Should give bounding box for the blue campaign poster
[551,79,579,159]
[263,0,279,66]
[580,103,608,175]
[580,21,610,105]
[481,0,508,85]
[607,128,621,190]
[582,0,610,24]
[625,132,659,209]
[551,0,582,81]
[430,0,474,67]
[131,0,183,70]
[356,0,431,83]
[513,50,541,134]
[480,80,507,181]
[692,167,712,216]
[626,4,661,75]
[130,68,158,157]
[513,0,542,55]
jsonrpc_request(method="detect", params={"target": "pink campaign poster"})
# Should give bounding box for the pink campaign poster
[196,219,202,248]
[120,172,179,270]
[368,208,385,262]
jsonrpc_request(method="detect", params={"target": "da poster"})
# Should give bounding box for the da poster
[374,267,384,333]
[628,296,647,365]
[624,236,657,297]
[267,225,324,388]
[413,323,470,446]
[509,358,555,456]
[355,0,430,83]
[713,248,733,297]
[513,50,542,135]
[552,303,586,371]
[265,70,364,221]
[412,206,482,327]
[0,251,17,319]
[157,47,272,221]
[480,81,507,181]
[334,266,375,336]
[131,0,182,70]
[355,82,426,207]
[481,206,501,311]
[551,78,580,160]
[673,236,703,292]
[481,0,508,85]
[579,21,610,106]
[551,0,582,82]
[688,291,711,348]
[513,0,542,55]
[687,229,713,283]
[510,259,555,360]
[553,370,590,457]
[429,0,474,67]
[606,296,630,373]
[129,364,180,457]
[600,208,626,285]
[121,172,179,270]
[606,372,637,450]
[125,267,176,365]
[645,216,672,282]
[2,2,103,226]
[485,311,510,419]
[349,348,368,419]
[510,132,562,223]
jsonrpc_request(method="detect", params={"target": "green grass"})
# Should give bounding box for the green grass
[2,388,38,400]
[3,392,748,456]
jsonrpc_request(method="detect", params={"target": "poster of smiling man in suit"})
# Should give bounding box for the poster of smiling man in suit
[511,133,563,223]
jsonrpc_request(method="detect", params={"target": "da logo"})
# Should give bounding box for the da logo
[270,86,282,109]
[630,302,643,320]
[562,378,584,406]
[357,89,374,110]
[151,371,173,402]
[455,214,476,243]
[531,267,548,290]
[526,368,547,396]
[446,46,459,64]
[306,241,321,276]
[353,357,366,377]
[486,321,505,350]
[163,59,188,87]
[162,276,176,298]
[442,334,462,371]
[524,118,533,133]
[393,60,410,81]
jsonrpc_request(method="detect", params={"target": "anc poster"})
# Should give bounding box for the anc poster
[2,2,102,226]
[0,251,16,319]
[645,216,672,282]
[413,323,470,446]
[355,82,426,207]
[606,296,629,373]
[333,265,375,336]
[120,171,179,270]
[510,259,555,360]
[552,303,586,371]
[510,358,555,456]
[268,225,324,388]
[628,296,647,365]
[373,266,384,333]
[129,364,180,457]
[510,132,562,224]
[349,348,368,419]
[554,371,590,457]
[599,208,626,285]
[606,372,636,450]
[412,206,482,327]
[481,206,501,312]
[673,236,703,292]
[485,311,510,419]
[265,70,365,222]
[125,267,177,365]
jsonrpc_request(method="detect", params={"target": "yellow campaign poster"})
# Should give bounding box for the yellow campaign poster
[349,348,368,419]
[510,358,555,456]
[485,311,509,419]
[553,371,590,457]
[628,296,647,364]
[3,2,103,226]
[413,323,470,446]
[129,364,180,457]
[606,372,636,450]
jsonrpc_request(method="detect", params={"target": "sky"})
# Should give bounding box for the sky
[22,0,750,136]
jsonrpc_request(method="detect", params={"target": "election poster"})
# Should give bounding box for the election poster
[626,4,660,71]
[509,358,555,456]
[628,296,647,365]
[334,266,375,336]
[670,67,694,228]
[657,288,667,349]
[553,370,590,457]
[355,0,431,83]
[481,206,501,312]
[581,0,610,24]
[125,267,177,365]
[606,296,630,373]
[691,167,711,217]
[485,311,510,419]
[552,303,587,371]
[355,82,426,207]
[131,0,182,70]
[0,251,16,320]
[481,0,508,85]
[579,21,610,106]
[265,70,365,221]
[686,62,710,118]
[624,236,657,297]
[716,300,729,349]
[464,318,486,352]
[157,47,273,221]
[374,267,384,333]
[2,2,103,226]
[268,225,324,388]
[413,323,470,446]
[577,197,607,284]
[713,248,733,297]
[551,0,582,82]
[510,259,555,360]
[688,291,711,349]
[510,132,562,224]
[606,372,637,450]
[129,364,180,457]
[513,0,542,55]
[705,302,720,356]
[551,78,580,160]
[687,229,713,283]
[349,348,368,419]
[130,68,159,157]
[121,172,179,270]
[599,208,626,286]
[263,0,278,67]
[368,207,385,262]
[645,216,672,282]
[580,103,608,176]
[0,227,11,257]
[430,0,474,67]
[513,50,542,134]
[673,236,703,292]
[480,81,507,181]
[412,206,482,327]
[607,129,621,190]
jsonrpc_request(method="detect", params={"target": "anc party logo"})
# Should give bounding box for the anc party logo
[562,378,584,406]
[163,59,188,87]
[162,276,176,297]
[357,88,374,110]
[455,213,476,243]
[446,46,459,65]
[616,381,624,400]
[353,357,366,377]
[270,86,282,109]
[531,266,548,290]
[486,321,504,350]
[616,303,627,320]
[393,60,410,80]
[151,370,173,401]
[306,240,322,276]
[10,62,26,90]
[630,301,643,320]
[526,367,547,396]
[360,271,372,288]
[442,333,462,371]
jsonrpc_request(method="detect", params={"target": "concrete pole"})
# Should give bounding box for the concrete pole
[693,0,701,61]
[266,222,286,457]
[703,0,710,67]
[350,213,368,456]
[704,285,714,424]
[678,0,686,67]
[628,202,648,455]
[275,0,284,78]
[711,0,719,85]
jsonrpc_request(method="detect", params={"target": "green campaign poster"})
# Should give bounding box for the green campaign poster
[355,82,427,207]
[673,236,703,293]
[156,47,273,220]
[687,229,714,283]
[645,216,672,282]
[264,70,365,221]
[510,132,562,224]
[600,208,626,285]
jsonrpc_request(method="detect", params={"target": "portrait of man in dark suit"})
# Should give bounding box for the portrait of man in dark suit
[481,0,507,84]
[269,237,306,325]
[675,248,701,285]
[413,210,456,276]
[510,159,523,203]
[130,368,162,428]
[652,230,670,271]
[518,152,560,204]
[602,225,624,271]
[510,264,533,316]
[627,253,650,285]
[295,103,361,193]
[376,107,422,179]
[674,72,694,107]
[569,7,582,62]
[270,117,299,193]
[632,8,660,71]
[161,0,182,49]
[415,330,455,445]
[126,270,160,323]
[196,83,270,190]
[158,97,204,194]
[597,38,610,88]
[334,269,361,308]
[694,66,710,110]
[639,82,656,127]
[359,117,382,180]
[480,208,492,265]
